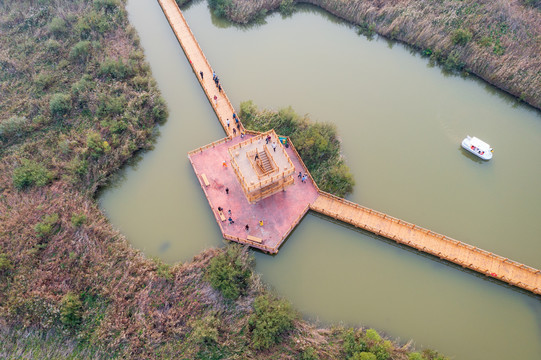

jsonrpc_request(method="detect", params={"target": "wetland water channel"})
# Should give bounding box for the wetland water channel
[99,0,541,358]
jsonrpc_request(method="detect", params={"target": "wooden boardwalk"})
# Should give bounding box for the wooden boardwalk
[157,0,243,137]
[311,192,541,295]
[158,0,541,296]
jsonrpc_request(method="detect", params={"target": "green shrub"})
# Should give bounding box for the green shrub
[365,329,382,343]
[478,36,491,47]
[75,16,92,39]
[86,131,110,158]
[191,314,219,345]
[49,93,72,117]
[94,0,119,12]
[279,0,295,16]
[45,39,61,55]
[34,213,60,239]
[71,213,87,228]
[153,258,173,281]
[342,328,367,359]
[205,244,252,300]
[301,346,320,360]
[0,116,28,139]
[67,157,88,178]
[208,0,233,17]
[356,353,377,360]
[97,94,126,117]
[35,72,56,91]
[249,294,296,350]
[0,252,14,274]
[108,119,128,134]
[12,159,53,190]
[421,349,449,360]
[99,58,132,80]
[451,29,472,45]
[48,17,67,36]
[443,50,464,72]
[408,352,424,360]
[69,41,92,62]
[60,292,83,327]
[152,96,168,124]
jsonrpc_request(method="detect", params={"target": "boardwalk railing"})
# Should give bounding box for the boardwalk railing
[311,191,541,295]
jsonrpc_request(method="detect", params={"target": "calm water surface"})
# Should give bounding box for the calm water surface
[99,1,541,358]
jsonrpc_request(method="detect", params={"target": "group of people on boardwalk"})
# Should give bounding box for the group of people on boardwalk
[212,71,222,92]
[201,70,243,137]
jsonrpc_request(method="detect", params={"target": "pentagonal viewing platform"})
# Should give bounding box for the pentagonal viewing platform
[188,133,319,253]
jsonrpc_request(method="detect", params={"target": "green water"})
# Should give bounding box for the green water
[99,1,541,358]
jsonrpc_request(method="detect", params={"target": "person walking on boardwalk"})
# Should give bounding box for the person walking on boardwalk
[212,71,216,80]
[245,224,249,232]
[218,84,222,93]
[228,216,234,224]
[298,171,302,179]
[226,119,230,128]
[213,95,218,106]
[233,112,237,121]
[225,187,229,195]
[200,71,203,79]
[233,128,237,135]
[301,174,307,183]
[272,141,277,152]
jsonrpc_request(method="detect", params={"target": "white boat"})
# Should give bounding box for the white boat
[461,135,493,160]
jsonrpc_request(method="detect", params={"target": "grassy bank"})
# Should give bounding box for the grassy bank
[208,0,541,110]
[0,0,448,358]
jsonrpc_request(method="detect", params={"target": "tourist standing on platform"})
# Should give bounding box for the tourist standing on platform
[213,95,217,105]
[200,71,203,79]
[245,224,249,232]
[225,187,229,195]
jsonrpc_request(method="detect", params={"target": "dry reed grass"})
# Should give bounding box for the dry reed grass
[228,0,541,109]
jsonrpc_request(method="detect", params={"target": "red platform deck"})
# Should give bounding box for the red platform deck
[188,134,319,253]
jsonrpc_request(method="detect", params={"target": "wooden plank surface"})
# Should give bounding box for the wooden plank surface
[247,235,263,243]
[311,192,541,295]
[157,0,243,137]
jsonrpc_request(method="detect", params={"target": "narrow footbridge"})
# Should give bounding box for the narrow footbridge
[311,192,541,294]
[158,0,541,295]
